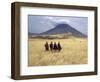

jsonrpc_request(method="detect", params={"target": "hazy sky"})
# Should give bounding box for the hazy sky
[28,15,88,35]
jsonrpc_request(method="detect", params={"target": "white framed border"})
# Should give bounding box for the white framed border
[20,6,95,75]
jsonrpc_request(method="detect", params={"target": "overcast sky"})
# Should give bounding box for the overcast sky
[28,15,88,35]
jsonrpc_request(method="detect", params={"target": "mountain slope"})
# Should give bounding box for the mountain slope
[40,23,86,37]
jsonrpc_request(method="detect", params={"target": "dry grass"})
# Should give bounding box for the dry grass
[28,37,88,66]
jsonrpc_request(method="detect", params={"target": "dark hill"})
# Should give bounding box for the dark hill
[40,23,86,37]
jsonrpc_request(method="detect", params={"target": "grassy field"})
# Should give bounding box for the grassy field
[28,37,88,66]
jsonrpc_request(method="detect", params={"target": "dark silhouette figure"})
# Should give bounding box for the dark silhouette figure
[53,42,58,51]
[57,42,62,51]
[50,41,53,51]
[44,42,49,51]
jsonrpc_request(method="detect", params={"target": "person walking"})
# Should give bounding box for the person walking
[58,42,62,51]
[53,42,58,51]
[44,41,49,51]
[50,41,53,51]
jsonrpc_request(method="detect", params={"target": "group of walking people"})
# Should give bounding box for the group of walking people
[44,41,62,52]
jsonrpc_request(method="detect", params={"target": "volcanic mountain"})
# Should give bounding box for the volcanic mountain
[40,23,86,37]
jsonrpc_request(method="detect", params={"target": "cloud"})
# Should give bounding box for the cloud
[44,16,71,25]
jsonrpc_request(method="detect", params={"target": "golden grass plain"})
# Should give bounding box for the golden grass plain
[28,37,88,66]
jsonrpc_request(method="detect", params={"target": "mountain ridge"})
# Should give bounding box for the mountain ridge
[40,23,86,37]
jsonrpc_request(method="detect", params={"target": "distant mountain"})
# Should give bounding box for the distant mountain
[40,23,86,37]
